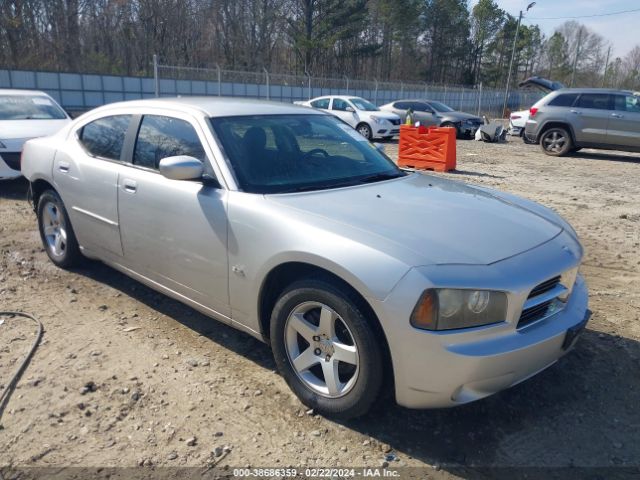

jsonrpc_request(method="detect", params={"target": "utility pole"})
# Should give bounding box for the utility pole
[602,45,611,88]
[502,2,535,118]
[570,26,583,87]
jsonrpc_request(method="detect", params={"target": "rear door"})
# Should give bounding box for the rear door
[53,114,131,257]
[608,94,640,148]
[117,112,230,317]
[570,93,612,144]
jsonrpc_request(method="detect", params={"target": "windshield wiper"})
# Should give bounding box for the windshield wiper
[357,172,404,184]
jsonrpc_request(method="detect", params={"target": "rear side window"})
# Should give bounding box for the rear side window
[394,101,410,110]
[576,94,611,110]
[79,115,131,160]
[311,98,330,109]
[133,115,205,170]
[548,93,578,107]
[613,94,640,113]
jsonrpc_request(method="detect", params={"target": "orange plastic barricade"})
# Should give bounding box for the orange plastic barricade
[397,125,456,172]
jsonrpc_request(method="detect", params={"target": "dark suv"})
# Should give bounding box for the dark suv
[524,88,640,156]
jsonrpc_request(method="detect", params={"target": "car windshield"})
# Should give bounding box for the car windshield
[0,95,67,120]
[209,114,404,194]
[349,98,379,111]
[428,101,455,113]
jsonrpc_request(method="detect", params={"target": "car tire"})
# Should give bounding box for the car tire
[540,127,572,156]
[356,123,373,140]
[270,278,383,419]
[441,122,460,138]
[37,189,82,268]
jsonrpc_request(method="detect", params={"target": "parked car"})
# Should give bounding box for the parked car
[509,77,565,139]
[0,89,71,180]
[22,98,589,419]
[295,95,400,140]
[379,99,482,138]
[525,88,640,156]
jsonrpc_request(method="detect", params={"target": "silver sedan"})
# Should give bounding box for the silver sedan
[21,98,589,419]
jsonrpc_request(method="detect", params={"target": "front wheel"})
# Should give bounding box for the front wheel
[441,122,460,138]
[270,278,383,419]
[356,123,373,140]
[540,127,572,156]
[37,190,82,268]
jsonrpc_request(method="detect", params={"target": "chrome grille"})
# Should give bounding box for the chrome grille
[517,276,563,329]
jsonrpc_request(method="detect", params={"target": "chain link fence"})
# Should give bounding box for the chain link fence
[155,59,542,118]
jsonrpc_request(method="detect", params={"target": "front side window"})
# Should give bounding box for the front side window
[548,93,579,107]
[349,98,379,111]
[133,115,205,170]
[0,95,67,120]
[209,114,404,194]
[331,99,351,111]
[614,94,640,113]
[413,102,433,112]
[79,115,131,160]
[311,98,330,109]
[576,94,611,110]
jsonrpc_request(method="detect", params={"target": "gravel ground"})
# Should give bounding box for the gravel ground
[1,137,639,478]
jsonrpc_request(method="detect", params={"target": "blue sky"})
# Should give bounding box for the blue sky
[469,0,640,58]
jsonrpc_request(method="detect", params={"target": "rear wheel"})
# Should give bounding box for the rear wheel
[540,127,572,156]
[270,278,383,419]
[37,190,82,268]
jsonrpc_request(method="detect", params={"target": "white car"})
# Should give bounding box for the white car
[508,109,529,137]
[0,89,71,180]
[296,96,401,140]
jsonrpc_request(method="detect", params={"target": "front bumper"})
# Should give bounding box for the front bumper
[374,126,400,138]
[371,234,589,409]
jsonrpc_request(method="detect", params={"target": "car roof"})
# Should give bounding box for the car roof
[90,97,326,118]
[313,95,364,100]
[552,88,634,95]
[0,89,53,96]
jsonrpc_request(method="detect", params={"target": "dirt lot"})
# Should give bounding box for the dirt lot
[1,137,639,478]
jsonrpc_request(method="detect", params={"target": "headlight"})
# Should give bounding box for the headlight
[411,289,508,331]
[370,116,387,124]
[558,266,579,302]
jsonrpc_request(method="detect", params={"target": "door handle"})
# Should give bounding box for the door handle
[58,161,70,173]
[122,179,137,193]
[610,113,624,118]
[569,110,582,115]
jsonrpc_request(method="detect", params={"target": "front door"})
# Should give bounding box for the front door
[117,113,230,317]
[608,94,640,148]
[52,114,132,257]
[330,98,358,128]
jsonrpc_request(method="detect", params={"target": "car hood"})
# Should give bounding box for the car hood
[266,173,563,266]
[0,119,71,141]
[366,111,400,121]
[445,111,481,122]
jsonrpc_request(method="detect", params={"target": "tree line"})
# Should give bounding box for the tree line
[1,0,638,90]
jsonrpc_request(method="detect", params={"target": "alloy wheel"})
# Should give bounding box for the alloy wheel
[284,301,359,398]
[542,130,567,153]
[41,201,67,258]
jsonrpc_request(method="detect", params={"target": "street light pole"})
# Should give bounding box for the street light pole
[502,2,535,117]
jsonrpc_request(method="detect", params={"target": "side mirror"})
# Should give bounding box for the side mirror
[159,155,204,181]
[345,106,355,113]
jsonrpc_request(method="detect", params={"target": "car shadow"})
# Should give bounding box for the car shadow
[0,177,29,200]
[572,150,640,164]
[338,328,640,475]
[63,262,640,474]
[73,262,276,370]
